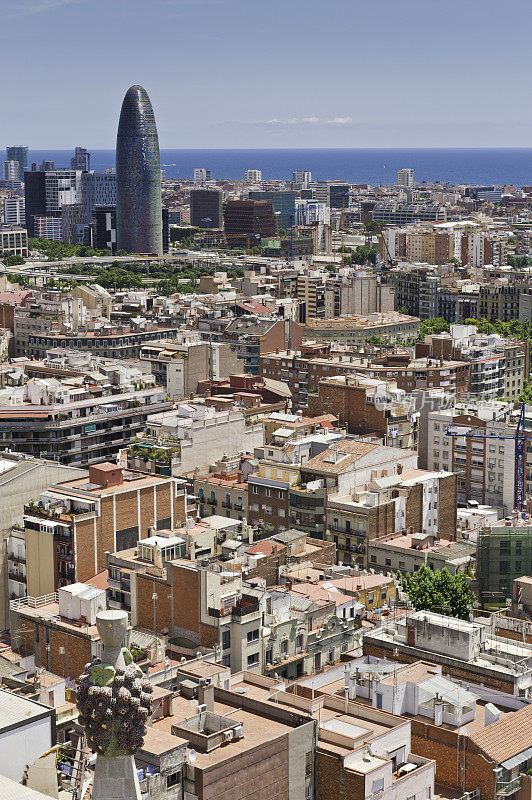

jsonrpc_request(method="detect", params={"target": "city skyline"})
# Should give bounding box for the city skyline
[2,0,532,149]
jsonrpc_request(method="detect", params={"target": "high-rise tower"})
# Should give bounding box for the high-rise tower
[116,85,162,254]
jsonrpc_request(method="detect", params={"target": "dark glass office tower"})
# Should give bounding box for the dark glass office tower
[116,85,162,254]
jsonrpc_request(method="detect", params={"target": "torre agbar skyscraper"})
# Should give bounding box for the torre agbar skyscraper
[116,85,163,254]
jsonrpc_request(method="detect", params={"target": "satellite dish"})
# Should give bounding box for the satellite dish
[188,749,197,763]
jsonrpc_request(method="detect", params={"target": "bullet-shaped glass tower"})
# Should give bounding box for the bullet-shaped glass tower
[116,85,162,254]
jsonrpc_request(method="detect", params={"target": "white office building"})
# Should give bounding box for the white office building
[293,170,312,188]
[295,199,330,225]
[245,169,262,184]
[397,168,414,188]
[193,167,212,185]
[3,197,25,225]
[2,160,20,182]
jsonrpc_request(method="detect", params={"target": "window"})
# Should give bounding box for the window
[222,629,231,650]
[372,778,384,794]
[280,639,288,657]
[247,628,259,643]
[167,773,180,789]
[385,558,391,567]
[279,491,285,500]
[265,488,272,498]
[328,647,335,662]
[265,646,273,665]
[296,634,304,653]
[370,555,377,563]
[252,486,258,495]
[247,653,259,666]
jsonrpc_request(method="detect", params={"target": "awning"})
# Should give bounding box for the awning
[501,746,532,771]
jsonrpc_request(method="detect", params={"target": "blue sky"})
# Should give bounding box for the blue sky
[2,0,532,148]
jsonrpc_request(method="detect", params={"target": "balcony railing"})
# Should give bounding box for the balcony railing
[496,778,522,797]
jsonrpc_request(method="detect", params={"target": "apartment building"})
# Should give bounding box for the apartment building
[302,313,420,345]
[227,674,435,800]
[9,581,108,680]
[0,378,171,465]
[476,517,532,605]
[387,264,447,320]
[324,273,395,318]
[260,346,468,411]
[420,324,529,401]
[10,463,185,596]
[308,375,418,449]
[194,455,249,521]
[289,438,418,540]
[437,288,479,322]
[478,282,523,323]
[146,675,316,800]
[362,610,532,699]
[326,468,457,568]
[107,536,265,671]
[419,400,517,513]
[296,273,326,321]
[140,336,241,398]
[0,225,28,256]
[300,656,532,800]
[14,291,182,358]
[368,530,475,576]
[220,316,303,374]
[0,452,85,628]
[381,222,507,268]
[261,584,359,679]
[131,401,263,478]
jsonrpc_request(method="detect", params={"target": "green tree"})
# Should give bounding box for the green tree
[3,254,25,266]
[399,566,474,619]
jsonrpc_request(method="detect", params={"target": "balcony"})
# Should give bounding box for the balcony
[222,500,233,509]
[496,778,522,797]
[8,570,26,583]
[207,497,217,506]
[231,602,260,619]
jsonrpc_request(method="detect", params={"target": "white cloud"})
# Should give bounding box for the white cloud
[266,115,352,126]
[266,115,321,125]
[14,0,78,15]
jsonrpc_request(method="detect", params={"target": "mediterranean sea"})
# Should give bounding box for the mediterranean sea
[26,148,532,188]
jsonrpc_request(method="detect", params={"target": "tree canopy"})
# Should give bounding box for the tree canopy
[399,565,474,620]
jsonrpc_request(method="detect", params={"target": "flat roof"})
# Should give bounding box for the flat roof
[0,688,53,733]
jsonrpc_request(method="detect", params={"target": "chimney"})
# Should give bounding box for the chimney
[197,680,215,711]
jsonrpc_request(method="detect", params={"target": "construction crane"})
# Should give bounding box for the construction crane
[446,402,529,511]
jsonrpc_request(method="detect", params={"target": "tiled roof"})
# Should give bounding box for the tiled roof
[468,703,532,763]
[302,439,379,474]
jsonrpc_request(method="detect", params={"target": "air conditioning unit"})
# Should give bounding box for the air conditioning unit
[223,730,234,742]
[233,724,244,739]
[196,704,207,714]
